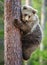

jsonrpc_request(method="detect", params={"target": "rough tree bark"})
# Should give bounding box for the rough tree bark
[4,0,22,65]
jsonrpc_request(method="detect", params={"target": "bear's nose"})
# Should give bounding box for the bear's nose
[25,20,28,23]
[25,16,28,21]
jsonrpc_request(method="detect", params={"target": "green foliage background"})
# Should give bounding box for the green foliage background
[0,0,47,65]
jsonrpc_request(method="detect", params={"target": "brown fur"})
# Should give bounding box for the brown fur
[14,5,42,60]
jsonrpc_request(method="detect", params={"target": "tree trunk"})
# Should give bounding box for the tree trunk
[4,0,22,65]
[25,0,32,6]
[41,0,45,30]
[40,0,45,52]
[40,0,45,65]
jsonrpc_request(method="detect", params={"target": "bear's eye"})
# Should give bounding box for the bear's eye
[29,16,30,18]
[24,14,27,16]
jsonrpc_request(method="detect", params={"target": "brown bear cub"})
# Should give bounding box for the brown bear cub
[14,5,42,60]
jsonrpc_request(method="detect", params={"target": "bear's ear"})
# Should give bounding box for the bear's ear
[22,5,27,10]
[32,9,38,14]
[23,6,27,10]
